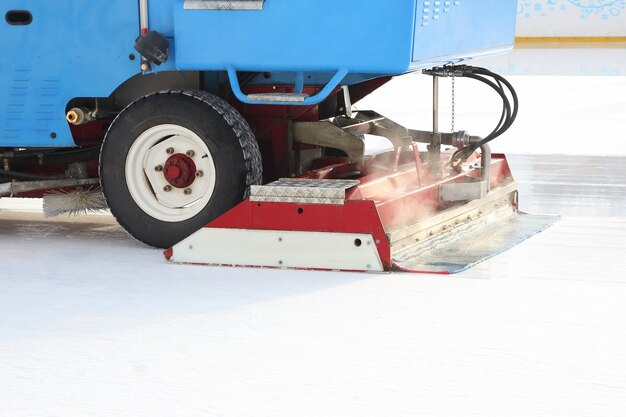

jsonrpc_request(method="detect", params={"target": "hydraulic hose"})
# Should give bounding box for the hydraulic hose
[0,170,55,180]
[423,65,519,167]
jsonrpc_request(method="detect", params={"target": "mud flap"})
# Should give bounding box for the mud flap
[392,207,559,274]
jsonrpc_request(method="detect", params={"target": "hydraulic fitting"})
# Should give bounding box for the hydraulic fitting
[66,107,94,125]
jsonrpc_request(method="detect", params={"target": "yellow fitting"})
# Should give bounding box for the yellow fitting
[66,107,92,125]
[66,110,80,124]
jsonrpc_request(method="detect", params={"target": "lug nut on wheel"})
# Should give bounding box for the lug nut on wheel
[186,150,195,157]
[183,188,192,195]
[166,147,174,155]
[163,185,172,192]
[195,170,203,177]
[154,165,163,172]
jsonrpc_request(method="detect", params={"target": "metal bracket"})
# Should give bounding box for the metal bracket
[293,111,422,169]
[439,143,492,201]
[334,110,411,151]
[439,178,488,202]
[292,121,365,168]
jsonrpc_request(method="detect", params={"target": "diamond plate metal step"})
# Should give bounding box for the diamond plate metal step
[246,93,309,103]
[250,178,360,205]
[184,0,265,10]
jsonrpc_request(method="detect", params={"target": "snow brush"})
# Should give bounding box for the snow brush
[43,188,108,217]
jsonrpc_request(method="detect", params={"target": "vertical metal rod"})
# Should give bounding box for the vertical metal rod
[342,85,353,118]
[429,75,442,178]
[433,75,439,134]
[480,143,492,193]
[139,0,149,35]
[139,0,150,71]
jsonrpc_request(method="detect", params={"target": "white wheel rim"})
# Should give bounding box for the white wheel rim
[125,124,217,223]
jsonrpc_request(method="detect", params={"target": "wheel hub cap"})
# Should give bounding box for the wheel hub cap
[163,153,196,188]
[126,126,217,222]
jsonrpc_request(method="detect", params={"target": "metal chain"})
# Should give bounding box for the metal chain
[451,75,456,133]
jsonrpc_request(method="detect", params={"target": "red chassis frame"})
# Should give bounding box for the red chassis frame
[165,150,516,272]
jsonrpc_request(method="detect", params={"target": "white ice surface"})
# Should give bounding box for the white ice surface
[1,49,626,417]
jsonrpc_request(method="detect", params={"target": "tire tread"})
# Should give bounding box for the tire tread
[99,89,262,247]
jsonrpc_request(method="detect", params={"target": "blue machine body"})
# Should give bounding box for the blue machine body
[0,0,516,147]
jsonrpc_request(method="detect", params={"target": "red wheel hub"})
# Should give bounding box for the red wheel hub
[163,153,197,188]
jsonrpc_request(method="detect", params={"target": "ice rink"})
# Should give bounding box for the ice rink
[1,46,625,416]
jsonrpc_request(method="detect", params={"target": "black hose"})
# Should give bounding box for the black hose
[435,65,519,166]
[493,79,507,136]
[472,69,519,142]
[4,146,100,166]
[0,170,56,180]
[0,146,100,182]
[462,73,511,141]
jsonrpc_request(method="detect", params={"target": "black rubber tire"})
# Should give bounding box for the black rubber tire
[100,89,262,248]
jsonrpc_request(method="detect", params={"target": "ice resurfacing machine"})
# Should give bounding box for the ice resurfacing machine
[0,0,556,273]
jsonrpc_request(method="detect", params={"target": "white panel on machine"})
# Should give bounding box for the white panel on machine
[170,228,384,272]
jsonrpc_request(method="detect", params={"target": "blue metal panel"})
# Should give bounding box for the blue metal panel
[174,0,417,74]
[412,0,517,67]
[0,0,518,146]
[149,0,177,37]
[0,1,140,147]
[174,0,516,75]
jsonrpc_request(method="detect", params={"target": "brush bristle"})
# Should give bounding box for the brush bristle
[43,188,108,217]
